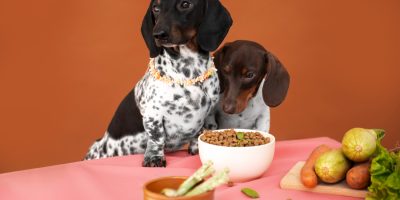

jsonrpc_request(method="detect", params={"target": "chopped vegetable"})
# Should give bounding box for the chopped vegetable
[241,187,260,198]
[160,188,178,197]
[175,160,214,196]
[185,168,230,196]
[236,132,244,140]
[161,161,229,197]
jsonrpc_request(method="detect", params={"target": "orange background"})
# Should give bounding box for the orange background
[1,0,399,173]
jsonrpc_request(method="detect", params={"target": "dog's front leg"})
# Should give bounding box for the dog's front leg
[203,108,218,130]
[188,127,203,155]
[188,106,218,155]
[142,116,167,167]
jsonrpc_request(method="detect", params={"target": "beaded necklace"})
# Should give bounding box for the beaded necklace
[148,58,217,86]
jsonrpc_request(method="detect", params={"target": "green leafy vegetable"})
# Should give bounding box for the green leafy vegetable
[366,133,400,200]
[236,132,244,140]
[241,188,259,198]
[372,129,385,140]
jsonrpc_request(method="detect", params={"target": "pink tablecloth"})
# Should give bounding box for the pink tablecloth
[0,137,361,200]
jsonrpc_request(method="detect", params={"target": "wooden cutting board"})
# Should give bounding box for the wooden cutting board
[280,161,367,198]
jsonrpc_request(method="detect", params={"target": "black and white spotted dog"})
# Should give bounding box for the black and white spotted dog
[85,0,232,167]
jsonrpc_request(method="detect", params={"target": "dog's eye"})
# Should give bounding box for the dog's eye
[152,5,160,13]
[245,72,255,79]
[180,1,192,9]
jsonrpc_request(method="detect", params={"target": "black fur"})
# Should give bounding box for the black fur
[197,0,233,52]
[107,88,144,140]
[141,1,160,58]
[141,0,232,56]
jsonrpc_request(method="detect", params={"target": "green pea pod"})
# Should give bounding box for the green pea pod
[241,188,259,198]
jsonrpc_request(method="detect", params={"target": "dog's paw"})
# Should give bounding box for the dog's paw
[188,143,199,155]
[142,156,167,167]
[188,148,199,155]
[204,123,218,130]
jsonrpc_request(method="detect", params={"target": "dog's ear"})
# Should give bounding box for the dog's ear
[213,43,229,70]
[141,1,161,58]
[262,53,290,107]
[213,43,230,93]
[197,0,233,52]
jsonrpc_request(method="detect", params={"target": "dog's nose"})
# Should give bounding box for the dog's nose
[223,104,236,114]
[153,30,169,41]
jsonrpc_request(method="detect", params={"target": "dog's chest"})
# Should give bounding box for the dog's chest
[136,50,219,144]
[162,84,214,133]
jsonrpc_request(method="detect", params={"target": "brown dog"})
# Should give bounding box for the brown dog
[211,40,290,132]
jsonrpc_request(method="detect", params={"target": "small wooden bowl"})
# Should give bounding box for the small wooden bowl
[143,176,214,200]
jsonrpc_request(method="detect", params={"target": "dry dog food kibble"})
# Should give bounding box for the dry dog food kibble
[201,129,270,147]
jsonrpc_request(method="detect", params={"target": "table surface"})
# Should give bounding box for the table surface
[0,137,363,200]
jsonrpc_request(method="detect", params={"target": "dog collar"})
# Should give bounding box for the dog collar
[148,58,217,86]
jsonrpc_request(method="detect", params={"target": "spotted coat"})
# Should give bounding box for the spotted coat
[85,46,219,167]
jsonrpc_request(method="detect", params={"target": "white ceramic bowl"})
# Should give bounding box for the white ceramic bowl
[198,129,275,182]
